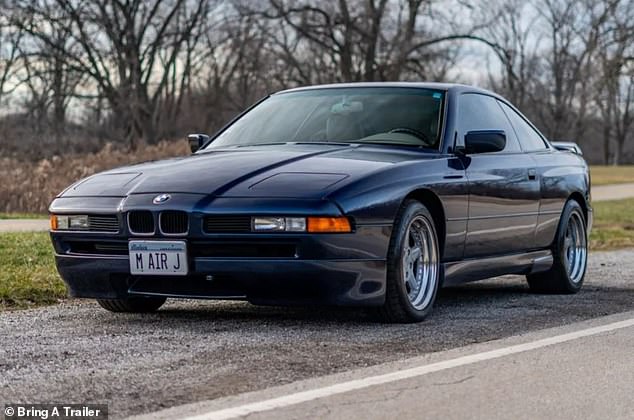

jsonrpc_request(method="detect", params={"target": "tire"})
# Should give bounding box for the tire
[96,296,167,313]
[527,200,588,294]
[379,200,442,323]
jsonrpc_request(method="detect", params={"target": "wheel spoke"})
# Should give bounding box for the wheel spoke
[400,214,439,310]
[409,247,422,262]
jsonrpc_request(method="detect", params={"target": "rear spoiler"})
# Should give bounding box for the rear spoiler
[551,141,583,155]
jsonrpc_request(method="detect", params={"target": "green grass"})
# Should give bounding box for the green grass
[0,232,66,310]
[590,198,634,250]
[590,165,634,186]
[0,213,47,219]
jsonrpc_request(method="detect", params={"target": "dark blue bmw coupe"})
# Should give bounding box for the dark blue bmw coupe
[49,83,591,322]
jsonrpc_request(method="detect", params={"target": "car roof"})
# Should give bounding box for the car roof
[276,82,503,98]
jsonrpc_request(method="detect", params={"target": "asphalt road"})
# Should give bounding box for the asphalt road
[152,313,634,420]
[1,249,633,419]
[591,182,634,201]
[271,318,632,420]
[0,219,49,232]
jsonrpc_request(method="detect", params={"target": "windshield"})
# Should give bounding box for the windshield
[206,87,445,150]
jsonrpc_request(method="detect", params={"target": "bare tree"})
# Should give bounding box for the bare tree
[483,0,620,160]
[19,21,85,143]
[592,0,634,164]
[245,0,495,83]
[2,0,634,165]
[0,6,22,107]
[524,0,608,141]
[12,0,209,148]
[481,0,542,110]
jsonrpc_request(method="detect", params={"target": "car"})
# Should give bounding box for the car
[49,82,592,323]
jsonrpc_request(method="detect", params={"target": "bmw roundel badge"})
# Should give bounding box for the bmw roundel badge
[153,194,171,204]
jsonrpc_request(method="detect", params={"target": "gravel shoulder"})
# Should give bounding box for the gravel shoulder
[1,249,633,419]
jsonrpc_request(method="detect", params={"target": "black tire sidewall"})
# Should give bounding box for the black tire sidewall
[387,201,441,321]
[553,200,587,292]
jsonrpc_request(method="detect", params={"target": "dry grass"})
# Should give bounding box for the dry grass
[590,165,634,186]
[0,140,189,214]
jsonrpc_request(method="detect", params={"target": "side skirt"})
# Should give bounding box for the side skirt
[442,250,553,287]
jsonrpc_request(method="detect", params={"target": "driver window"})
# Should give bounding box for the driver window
[457,93,521,153]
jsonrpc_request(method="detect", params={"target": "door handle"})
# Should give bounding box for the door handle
[528,169,537,181]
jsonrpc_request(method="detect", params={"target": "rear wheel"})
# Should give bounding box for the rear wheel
[96,296,167,313]
[527,200,587,293]
[379,200,441,323]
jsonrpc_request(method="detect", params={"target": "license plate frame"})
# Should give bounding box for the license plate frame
[128,240,188,276]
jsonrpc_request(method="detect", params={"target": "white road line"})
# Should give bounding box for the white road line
[183,317,634,420]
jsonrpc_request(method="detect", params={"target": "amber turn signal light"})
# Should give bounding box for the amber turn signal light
[50,215,58,230]
[307,217,352,233]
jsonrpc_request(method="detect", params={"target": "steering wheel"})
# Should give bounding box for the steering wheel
[389,127,432,145]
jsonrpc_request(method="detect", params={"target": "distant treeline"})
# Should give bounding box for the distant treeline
[1,0,634,164]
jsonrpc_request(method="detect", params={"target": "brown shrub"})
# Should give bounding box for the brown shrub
[0,140,190,213]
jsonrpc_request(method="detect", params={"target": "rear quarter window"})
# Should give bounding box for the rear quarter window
[498,101,548,151]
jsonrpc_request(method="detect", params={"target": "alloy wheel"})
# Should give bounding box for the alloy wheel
[401,215,439,310]
[563,211,587,284]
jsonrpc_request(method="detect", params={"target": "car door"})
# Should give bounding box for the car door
[457,93,540,258]
[498,100,564,250]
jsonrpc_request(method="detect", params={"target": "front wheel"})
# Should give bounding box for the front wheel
[527,200,588,293]
[97,296,167,313]
[379,200,441,323]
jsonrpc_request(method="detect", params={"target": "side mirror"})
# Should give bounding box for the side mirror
[187,133,210,153]
[464,130,506,154]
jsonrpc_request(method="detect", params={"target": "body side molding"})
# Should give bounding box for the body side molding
[443,250,553,286]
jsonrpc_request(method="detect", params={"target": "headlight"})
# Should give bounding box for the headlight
[252,217,306,232]
[251,216,351,233]
[50,215,89,230]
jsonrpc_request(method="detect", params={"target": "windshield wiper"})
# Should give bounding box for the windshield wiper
[235,142,291,148]
[347,139,426,148]
[232,141,352,148]
[294,141,352,146]
[205,140,406,151]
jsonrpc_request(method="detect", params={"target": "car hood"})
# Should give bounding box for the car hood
[61,144,437,199]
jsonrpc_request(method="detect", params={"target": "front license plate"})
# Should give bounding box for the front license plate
[129,241,188,276]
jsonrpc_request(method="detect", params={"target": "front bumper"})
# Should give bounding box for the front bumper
[51,225,391,306]
[54,255,386,306]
